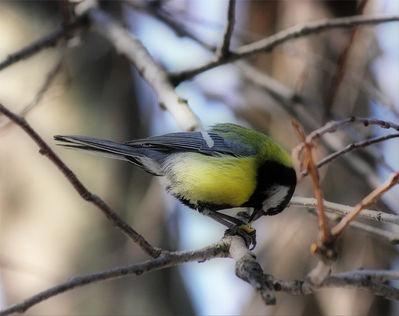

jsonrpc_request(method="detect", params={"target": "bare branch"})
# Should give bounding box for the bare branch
[170,14,399,84]
[302,202,399,244]
[216,0,236,59]
[0,50,66,130]
[0,103,160,258]
[0,239,230,315]
[273,269,399,300]
[0,16,86,72]
[78,2,201,131]
[290,197,399,226]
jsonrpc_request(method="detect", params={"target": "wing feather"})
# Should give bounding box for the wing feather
[125,132,255,157]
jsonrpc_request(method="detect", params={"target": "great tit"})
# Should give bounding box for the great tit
[55,123,296,231]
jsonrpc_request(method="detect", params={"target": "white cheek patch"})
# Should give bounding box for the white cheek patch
[262,185,290,210]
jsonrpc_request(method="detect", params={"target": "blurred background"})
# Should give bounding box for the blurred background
[0,0,398,315]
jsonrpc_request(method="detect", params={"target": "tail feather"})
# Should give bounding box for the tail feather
[54,135,163,175]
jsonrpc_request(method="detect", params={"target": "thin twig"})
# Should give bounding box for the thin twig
[216,0,236,59]
[0,50,66,130]
[294,117,399,169]
[331,171,399,237]
[306,117,399,143]
[0,16,86,72]
[298,133,399,176]
[170,14,399,84]
[290,197,399,226]
[0,238,231,315]
[78,2,201,131]
[0,103,160,258]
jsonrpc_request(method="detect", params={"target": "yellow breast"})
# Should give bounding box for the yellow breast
[163,153,257,207]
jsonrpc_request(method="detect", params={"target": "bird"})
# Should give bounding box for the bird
[55,123,296,245]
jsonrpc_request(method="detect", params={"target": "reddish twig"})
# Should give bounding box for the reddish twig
[331,171,399,237]
[0,103,161,258]
[292,121,331,248]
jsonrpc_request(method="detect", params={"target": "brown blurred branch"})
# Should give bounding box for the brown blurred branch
[170,14,399,84]
[324,0,369,120]
[0,103,160,258]
[77,1,201,131]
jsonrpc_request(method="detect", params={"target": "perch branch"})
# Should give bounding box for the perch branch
[0,238,231,315]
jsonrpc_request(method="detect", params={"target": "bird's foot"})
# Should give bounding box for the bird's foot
[224,224,256,250]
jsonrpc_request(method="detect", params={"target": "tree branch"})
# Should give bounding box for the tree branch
[216,0,236,59]
[170,14,399,84]
[290,197,399,226]
[0,16,86,72]
[0,239,231,315]
[292,121,332,249]
[0,103,160,258]
[78,1,201,131]
[230,236,275,304]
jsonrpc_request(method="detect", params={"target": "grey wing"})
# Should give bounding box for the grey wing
[126,131,255,157]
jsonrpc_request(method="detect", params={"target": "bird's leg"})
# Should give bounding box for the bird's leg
[201,209,257,249]
[224,225,257,250]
